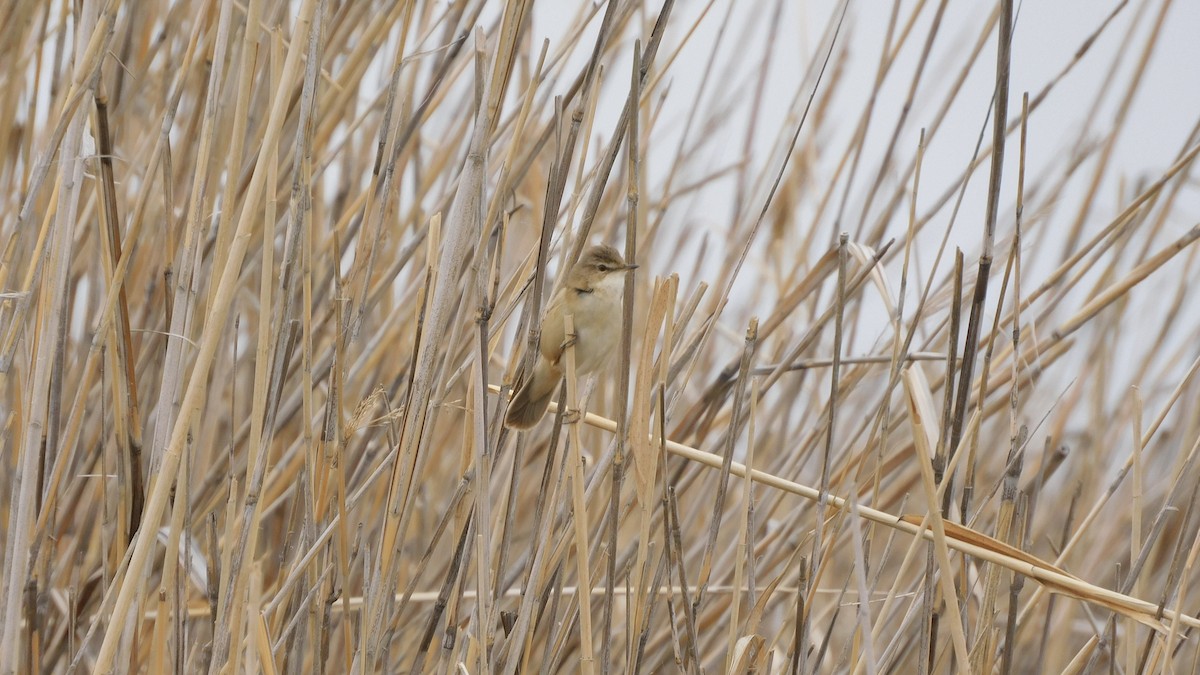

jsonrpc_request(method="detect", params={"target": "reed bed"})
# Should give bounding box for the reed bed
[3,0,1200,672]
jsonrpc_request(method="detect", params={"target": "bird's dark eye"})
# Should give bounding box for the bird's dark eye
[597,264,609,272]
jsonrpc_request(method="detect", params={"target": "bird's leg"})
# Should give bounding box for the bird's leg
[562,407,582,425]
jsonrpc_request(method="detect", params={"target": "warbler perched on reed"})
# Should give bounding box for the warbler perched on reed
[504,245,637,429]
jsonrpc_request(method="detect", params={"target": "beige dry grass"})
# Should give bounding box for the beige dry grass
[2,0,1200,673]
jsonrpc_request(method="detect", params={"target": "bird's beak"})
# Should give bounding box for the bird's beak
[625,263,639,271]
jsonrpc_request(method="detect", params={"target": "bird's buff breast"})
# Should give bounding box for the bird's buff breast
[562,280,622,373]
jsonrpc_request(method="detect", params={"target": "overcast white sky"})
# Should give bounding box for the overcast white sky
[526,0,1198,307]
[529,0,1198,245]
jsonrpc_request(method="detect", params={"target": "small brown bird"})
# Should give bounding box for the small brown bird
[504,245,637,429]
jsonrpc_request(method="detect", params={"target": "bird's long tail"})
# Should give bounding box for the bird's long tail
[504,360,560,429]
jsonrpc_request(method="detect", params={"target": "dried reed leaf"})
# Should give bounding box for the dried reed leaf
[630,275,675,508]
